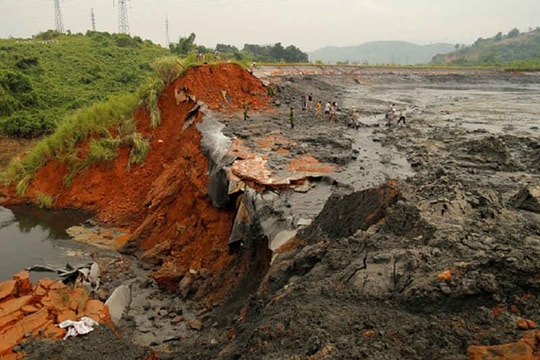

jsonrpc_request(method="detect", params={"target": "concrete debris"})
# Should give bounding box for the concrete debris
[105,285,131,326]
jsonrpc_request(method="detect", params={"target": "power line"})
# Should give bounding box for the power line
[53,0,64,33]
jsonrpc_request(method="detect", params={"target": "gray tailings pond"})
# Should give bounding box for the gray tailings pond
[0,205,94,282]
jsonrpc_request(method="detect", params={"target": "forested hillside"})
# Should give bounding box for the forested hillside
[431,27,540,69]
[0,31,169,137]
[308,41,454,65]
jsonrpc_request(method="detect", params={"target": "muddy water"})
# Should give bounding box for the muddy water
[0,205,94,282]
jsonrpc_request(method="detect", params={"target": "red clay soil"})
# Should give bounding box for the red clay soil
[5,63,272,297]
[0,271,110,359]
[176,62,270,113]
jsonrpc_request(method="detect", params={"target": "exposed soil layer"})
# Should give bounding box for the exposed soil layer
[1,65,539,359]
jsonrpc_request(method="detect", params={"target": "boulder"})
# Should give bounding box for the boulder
[511,185,540,213]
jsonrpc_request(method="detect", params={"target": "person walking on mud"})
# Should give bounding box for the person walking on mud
[243,101,250,121]
[289,107,295,129]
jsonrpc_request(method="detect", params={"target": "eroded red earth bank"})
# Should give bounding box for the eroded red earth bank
[0,63,277,357]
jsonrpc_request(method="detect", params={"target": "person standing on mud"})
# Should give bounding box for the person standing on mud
[397,110,407,126]
[289,107,295,129]
[329,102,337,123]
[315,100,322,118]
[243,101,250,121]
[324,101,331,117]
[384,110,392,127]
[390,103,397,122]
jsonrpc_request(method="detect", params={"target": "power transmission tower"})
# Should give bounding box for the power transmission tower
[53,0,64,33]
[91,8,96,31]
[165,15,170,48]
[116,0,130,34]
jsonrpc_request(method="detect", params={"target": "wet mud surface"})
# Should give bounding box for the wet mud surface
[2,66,540,359]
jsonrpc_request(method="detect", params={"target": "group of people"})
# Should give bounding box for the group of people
[385,103,407,127]
[243,95,407,130]
[196,49,221,63]
[314,100,338,122]
[298,94,340,124]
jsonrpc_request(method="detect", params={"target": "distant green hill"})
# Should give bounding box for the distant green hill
[309,41,455,65]
[431,28,540,68]
[0,31,169,137]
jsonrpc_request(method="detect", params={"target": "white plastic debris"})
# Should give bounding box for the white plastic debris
[58,317,99,340]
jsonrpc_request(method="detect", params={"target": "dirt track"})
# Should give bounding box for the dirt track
[2,65,540,359]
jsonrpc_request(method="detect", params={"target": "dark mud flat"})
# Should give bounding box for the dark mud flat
[25,68,540,359]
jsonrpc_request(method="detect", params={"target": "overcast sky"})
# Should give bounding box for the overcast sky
[1,0,539,52]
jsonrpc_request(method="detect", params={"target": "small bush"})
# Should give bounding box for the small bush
[1,111,57,138]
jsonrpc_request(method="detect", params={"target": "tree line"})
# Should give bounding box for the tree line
[169,32,308,63]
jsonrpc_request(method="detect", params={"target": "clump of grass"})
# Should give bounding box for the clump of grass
[145,78,164,129]
[117,117,137,138]
[87,137,121,163]
[127,132,150,170]
[63,137,121,185]
[141,56,191,129]
[16,174,31,196]
[35,191,53,208]
[0,158,24,186]
[152,56,184,84]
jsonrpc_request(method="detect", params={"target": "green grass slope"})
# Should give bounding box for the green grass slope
[431,28,540,69]
[0,30,169,137]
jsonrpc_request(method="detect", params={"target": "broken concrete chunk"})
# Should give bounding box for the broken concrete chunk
[105,285,131,326]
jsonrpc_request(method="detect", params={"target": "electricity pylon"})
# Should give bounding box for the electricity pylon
[53,0,64,33]
[117,0,130,34]
[91,8,96,31]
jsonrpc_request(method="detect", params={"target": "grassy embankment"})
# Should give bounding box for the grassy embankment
[0,55,184,206]
[0,31,170,138]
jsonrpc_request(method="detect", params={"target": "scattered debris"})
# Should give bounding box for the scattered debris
[58,317,99,340]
